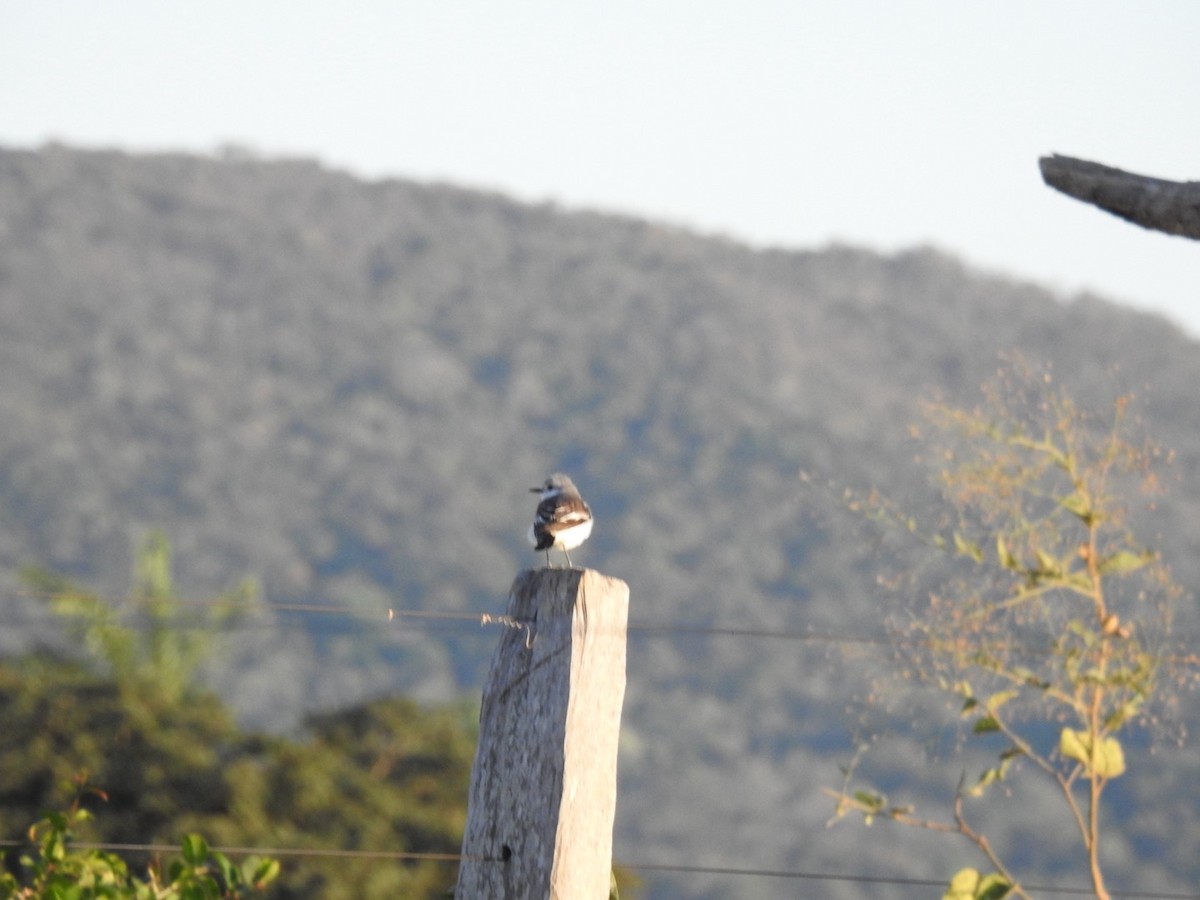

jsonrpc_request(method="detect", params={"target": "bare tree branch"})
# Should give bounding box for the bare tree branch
[1039,154,1200,240]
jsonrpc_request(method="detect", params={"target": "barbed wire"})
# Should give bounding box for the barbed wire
[0,837,1196,898]
[7,590,1200,667]
[0,588,897,647]
[2,589,1198,894]
[0,838,487,863]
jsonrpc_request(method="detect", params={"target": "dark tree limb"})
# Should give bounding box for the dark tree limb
[1039,154,1200,240]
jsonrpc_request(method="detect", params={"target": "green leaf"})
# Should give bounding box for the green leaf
[179,883,213,900]
[1094,736,1126,778]
[1059,491,1093,523]
[977,872,1015,900]
[1060,727,1089,765]
[966,746,1021,797]
[852,789,886,824]
[853,789,884,810]
[944,867,983,900]
[1034,549,1060,576]
[1098,550,1152,576]
[212,850,239,887]
[181,833,209,867]
[966,767,1000,797]
[1066,571,1094,592]
[1059,728,1126,778]
[984,689,1018,713]
[996,535,1018,570]
[245,856,281,889]
[954,532,984,562]
[972,716,1001,734]
[943,867,1012,900]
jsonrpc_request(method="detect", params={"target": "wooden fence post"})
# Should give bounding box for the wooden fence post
[455,567,629,899]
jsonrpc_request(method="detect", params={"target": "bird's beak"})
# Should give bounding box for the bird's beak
[530,487,543,493]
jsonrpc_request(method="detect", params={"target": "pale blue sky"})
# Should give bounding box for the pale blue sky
[5,1,1198,334]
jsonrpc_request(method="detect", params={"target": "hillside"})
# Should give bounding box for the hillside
[1,145,1198,898]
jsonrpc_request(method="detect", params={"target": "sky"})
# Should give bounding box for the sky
[4,1,1199,335]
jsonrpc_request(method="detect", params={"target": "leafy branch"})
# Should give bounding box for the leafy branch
[0,774,279,898]
[21,531,260,705]
[825,360,1187,899]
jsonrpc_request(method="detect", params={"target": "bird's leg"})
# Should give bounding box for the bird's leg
[563,548,574,567]
[544,549,552,568]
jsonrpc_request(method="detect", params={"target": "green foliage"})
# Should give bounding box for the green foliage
[22,531,259,706]
[0,658,240,847]
[0,666,477,898]
[943,867,1012,900]
[217,697,475,899]
[0,778,278,898]
[1059,729,1126,779]
[829,362,1187,899]
[1,540,479,900]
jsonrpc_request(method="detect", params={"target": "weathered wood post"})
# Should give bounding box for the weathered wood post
[455,567,629,899]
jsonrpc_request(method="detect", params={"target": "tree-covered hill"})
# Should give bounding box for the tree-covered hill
[1,145,1197,898]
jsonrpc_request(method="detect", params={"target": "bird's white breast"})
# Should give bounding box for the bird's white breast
[551,518,593,550]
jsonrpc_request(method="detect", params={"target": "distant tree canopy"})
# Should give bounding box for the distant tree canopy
[0,662,475,899]
[3,145,1200,897]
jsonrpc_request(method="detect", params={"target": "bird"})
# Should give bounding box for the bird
[528,473,594,568]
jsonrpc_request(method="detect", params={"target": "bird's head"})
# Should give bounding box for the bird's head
[531,473,577,498]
